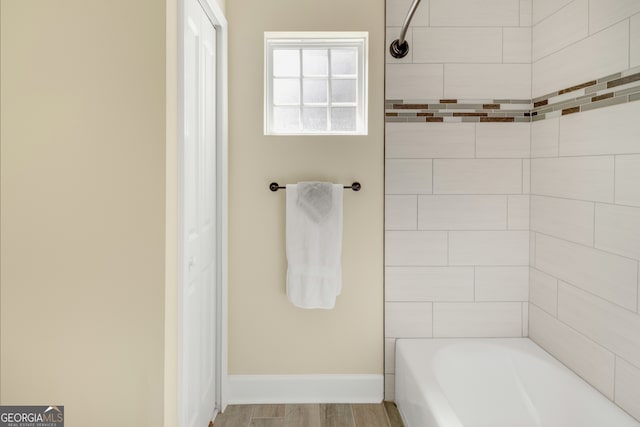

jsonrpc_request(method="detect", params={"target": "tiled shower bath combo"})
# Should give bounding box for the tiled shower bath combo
[384,0,640,423]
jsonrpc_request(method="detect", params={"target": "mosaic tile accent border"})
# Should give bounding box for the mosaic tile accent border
[531,67,640,121]
[385,99,533,123]
[386,66,640,123]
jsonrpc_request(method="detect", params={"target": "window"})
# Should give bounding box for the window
[264,32,368,135]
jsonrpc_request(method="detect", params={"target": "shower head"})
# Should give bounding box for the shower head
[389,0,422,59]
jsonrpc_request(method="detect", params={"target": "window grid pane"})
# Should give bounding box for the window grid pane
[266,35,366,134]
[302,49,328,77]
[302,79,328,105]
[273,49,300,77]
[273,78,301,105]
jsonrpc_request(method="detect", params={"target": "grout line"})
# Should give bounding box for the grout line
[388,191,640,211]
[533,17,630,64]
[534,228,640,263]
[388,299,529,304]
[550,271,639,316]
[528,193,640,210]
[391,153,640,161]
[530,304,619,403]
[529,299,558,319]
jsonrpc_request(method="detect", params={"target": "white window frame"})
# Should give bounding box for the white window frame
[264,31,368,136]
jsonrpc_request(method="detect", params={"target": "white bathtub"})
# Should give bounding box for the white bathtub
[395,338,640,427]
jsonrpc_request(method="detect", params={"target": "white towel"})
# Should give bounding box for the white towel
[286,182,343,309]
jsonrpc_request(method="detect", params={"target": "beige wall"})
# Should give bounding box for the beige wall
[227,0,385,375]
[1,1,166,425]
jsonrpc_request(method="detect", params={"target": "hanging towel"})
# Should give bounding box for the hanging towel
[286,182,343,309]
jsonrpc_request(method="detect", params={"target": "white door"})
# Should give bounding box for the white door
[181,0,217,425]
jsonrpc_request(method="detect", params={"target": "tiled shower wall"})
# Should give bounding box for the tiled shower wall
[384,0,640,414]
[384,0,533,400]
[528,0,640,421]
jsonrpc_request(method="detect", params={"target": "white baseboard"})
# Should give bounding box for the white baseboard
[227,374,384,404]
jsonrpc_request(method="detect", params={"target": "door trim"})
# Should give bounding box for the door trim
[196,0,229,414]
[172,0,228,425]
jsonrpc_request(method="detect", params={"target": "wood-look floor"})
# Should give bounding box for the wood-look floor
[212,402,404,427]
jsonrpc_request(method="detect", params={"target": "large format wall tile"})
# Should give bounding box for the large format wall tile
[430,0,520,27]
[413,28,502,63]
[433,159,523,194]
[385,302,433,338]
[535,234,638,310]
[632,13,640,68]
[386,64,444,100]
[386,122,476,159]
[385,231,448,266]
[449,231,529,266]
[529,304,615,398]
[475,266,529,301]
[533,0,588,61]
[530,156,614,203]
[445,64,532,99]
[385,159,433,195]
[530,195,594,246]
[615,357,640,421]
[529,267,558,315]
[595,203,640,260]
[504,27,532,64]
[385,266,474,301]
[418,195,507,230]
[532,21,629,97]
[475,123,531,158]
[558,282,640,368]
[615,155,640,207]
[589,0,640,34]
[531,117,559,157]
[532,0,573,25]
[385,195,418,230]
[507,195,530,230]
[433,302,523,337]
[559,102,640,156]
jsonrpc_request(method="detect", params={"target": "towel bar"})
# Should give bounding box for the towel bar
[269,182,361,192]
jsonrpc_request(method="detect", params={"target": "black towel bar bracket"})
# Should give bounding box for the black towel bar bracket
[269,182,361,192]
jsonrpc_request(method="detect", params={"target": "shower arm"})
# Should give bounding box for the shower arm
[390,0,422,59]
